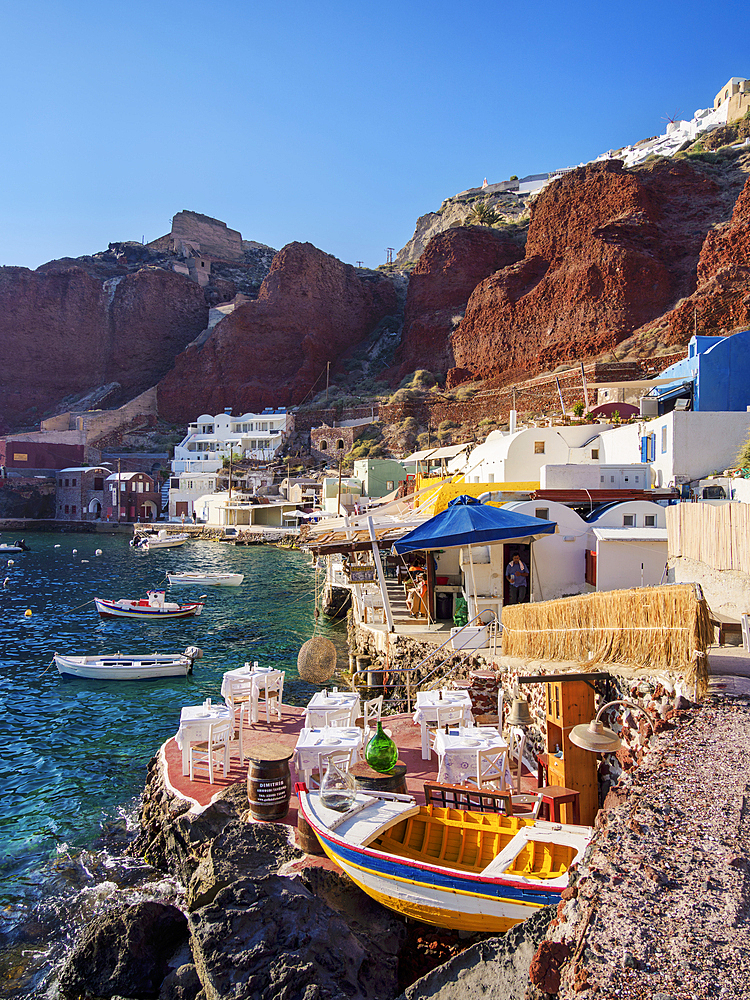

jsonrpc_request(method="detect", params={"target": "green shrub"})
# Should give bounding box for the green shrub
[572,400,585,418]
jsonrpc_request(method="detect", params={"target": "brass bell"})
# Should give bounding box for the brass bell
[506,697,533,727]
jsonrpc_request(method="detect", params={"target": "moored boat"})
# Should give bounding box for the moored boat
[167,571,244,586]
[54,646,202,680]
[297,787,592,933]
[94,590,204,621]
[131,530,190,550]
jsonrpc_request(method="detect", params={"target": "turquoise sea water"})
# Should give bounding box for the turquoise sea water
[0,532,345,911]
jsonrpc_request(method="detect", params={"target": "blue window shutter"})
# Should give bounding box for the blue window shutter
[641,436,648,462]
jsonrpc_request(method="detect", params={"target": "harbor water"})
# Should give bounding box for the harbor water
[0,531,345,994]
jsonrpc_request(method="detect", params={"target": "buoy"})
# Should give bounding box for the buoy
[54,544,61,548]
[24,609,32,617]
[72,549,77,554]
[7,559,14,566]
[3,577,9,587]
[95,549,103,556]
[81,559,89,563]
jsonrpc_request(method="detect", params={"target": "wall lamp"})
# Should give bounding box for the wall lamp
[569,699,655,753]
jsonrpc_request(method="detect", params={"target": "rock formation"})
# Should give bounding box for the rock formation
[0,265,208,428]
[393,227,524,381]
[157,242,399,423]
[639,172,750,344]
[449,158,739,384]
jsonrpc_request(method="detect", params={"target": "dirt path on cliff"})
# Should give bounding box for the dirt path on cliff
[557,694,750,998]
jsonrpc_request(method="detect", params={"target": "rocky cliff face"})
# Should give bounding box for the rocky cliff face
[449,158,746,383]
[393,227,524,381]
[157,242,400,423]
[0,266,208,429]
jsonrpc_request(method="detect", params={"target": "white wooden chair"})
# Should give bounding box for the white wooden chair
[363,695,383,732]
[253,670,284,723]
[427,703,465,756]
[741,614,750,652]
[509,792,543,819]
[189,719,232,784]
[476,748,509,790]
[508,725,528,793]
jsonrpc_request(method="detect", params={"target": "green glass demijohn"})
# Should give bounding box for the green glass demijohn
[365,721,398,773]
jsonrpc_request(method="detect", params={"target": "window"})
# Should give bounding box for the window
[337,439,345,450]
[71,505,76,515]
[72,479,76,487]
[65,479,69,487]
[58,479,63,486]
[623,514,635,526]
[171,478,179,489]
[645,515,656,527]
[611,476,615,483]
[535,508,549,520]
[534,441,545,454]
[386,480,394,491]
[591,448,599,460]
[94,478,104,491]
[320,440,328,451]
[487,473,494,483]
[661,426,667,454]
[64,505,69,514]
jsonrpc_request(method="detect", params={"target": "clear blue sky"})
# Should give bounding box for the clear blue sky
[0,1,747,270]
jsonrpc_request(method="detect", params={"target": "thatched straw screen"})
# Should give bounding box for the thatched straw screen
[667,501,750,574]
[501,584,712,696]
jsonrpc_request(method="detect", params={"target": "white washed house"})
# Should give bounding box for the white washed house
[172,407,290,474]
[463,424,610,484]
[584,500,669,592]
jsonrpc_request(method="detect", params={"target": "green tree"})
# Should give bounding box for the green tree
[465,201,500,226]
[736,431,750,470]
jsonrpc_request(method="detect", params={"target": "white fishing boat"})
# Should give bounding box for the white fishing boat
[0,540,30,552]
[54,645,202,680]
[167,571,244,587]
[94,590,204,621]
[131,530,189,551]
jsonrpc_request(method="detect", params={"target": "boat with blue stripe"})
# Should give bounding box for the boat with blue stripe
[297,785,592,933]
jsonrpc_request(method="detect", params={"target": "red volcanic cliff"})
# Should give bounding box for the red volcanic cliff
[394,226,524,381]
[0,266,207,428]
[631,173,750,345]
[450,159,728,382]
[157,243,398,423]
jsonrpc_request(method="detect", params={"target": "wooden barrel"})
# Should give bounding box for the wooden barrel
[246,742,294,822]
[296,814,325,855]
[350,760,408,795]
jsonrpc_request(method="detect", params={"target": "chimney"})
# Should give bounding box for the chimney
[509,409,517,434]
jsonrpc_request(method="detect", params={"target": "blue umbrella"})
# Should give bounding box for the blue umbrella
[392,495,556,554]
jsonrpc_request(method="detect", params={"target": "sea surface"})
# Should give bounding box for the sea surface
[0,531,346,995]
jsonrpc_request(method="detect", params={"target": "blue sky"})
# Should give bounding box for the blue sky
[0,1,747,270]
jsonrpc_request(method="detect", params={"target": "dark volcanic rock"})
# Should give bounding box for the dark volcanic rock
[0,265,208,428]
[450,158,730,381]
[394,226,523,381]
[189,874,402,1000]
[157,242,399,423]
[57,900,188,999]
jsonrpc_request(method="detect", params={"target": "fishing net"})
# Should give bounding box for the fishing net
[297,636,337,683]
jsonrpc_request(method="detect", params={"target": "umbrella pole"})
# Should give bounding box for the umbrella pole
[468,545,478,621]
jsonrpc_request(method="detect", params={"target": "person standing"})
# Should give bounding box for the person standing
[505,553,529,604]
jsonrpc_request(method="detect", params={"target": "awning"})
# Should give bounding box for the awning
[301,524,415,555]
[401,448,437,464]
[427,443,472,461]
[592,527,668,542]
[393,495,557,555]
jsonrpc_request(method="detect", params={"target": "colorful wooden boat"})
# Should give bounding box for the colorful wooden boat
[167,571,244,586]
[131,530,190,550]
[54,650,196,680]
[297,787,592,933]
[94,591,204,621]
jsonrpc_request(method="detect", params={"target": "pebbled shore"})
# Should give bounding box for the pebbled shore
[550,694,750,998]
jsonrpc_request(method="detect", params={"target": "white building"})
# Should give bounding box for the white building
[172,407,290,474]
[504,499,590,602]
[463,424,610,484]
[322,476,363,514]
[598,411,750,487]
[168,471,219,520]
[195,492,299,531]
[584,500,669,592]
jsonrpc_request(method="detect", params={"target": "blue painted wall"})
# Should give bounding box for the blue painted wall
[657,330,750,411]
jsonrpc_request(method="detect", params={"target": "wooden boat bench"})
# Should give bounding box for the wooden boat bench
[424,781,514,816]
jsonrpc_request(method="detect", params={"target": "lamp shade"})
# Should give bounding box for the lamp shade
[569,719,621,753]
[506,698,534,728]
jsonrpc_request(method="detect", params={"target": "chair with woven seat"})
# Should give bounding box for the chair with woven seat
[189,718,232,784]
[427,703,465,758]
[509,792,543,819]
[307,706,352,730]
[224,678,255,759]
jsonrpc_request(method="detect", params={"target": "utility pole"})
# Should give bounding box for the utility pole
[385,248,395,265]
[355,261,363,268]
[117,458,121,523]
[337,456,343,517]
[325,361,330,404]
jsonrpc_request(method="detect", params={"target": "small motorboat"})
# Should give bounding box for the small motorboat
[167,571,244,587]
[0,539,29,552]
[131,530,189,551]
[94,590,204,621]
[297,787,592,934]
[54,645,203,680]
